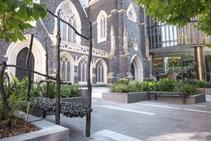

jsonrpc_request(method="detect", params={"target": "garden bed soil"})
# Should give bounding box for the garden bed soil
[0,117,38,139]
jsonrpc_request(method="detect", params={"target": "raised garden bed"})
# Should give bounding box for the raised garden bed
[150,92,206,104]
[103,92,206,104]
[102,92,147,103]
[1,113,69,141]
[0,117,37,139]
[197,88,211,95]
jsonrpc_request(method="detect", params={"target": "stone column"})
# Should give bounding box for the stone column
[149,53,154,78]
[92,67,96,84]
[108,26,118,84]
[195,46,205,80]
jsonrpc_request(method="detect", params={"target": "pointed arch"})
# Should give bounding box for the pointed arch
[60,52,75,83]
[6,35,46,81]
[127,2,137,22]
[130,54,143,81]
[95,58,108,84]
[54,0,81,44]
[97,10,107,43]
[77,56,93,84]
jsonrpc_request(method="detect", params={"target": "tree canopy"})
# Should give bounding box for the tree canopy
[135,0,211,35]
[0,0,46,42]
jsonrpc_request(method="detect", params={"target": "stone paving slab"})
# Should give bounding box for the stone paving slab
[46,89,211,141]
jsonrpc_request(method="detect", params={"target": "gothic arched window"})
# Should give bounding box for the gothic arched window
[96,62,104,83]
[60,57,71,81]
[79,60,87,82]
[97,11,107,43]
[68,17,76,43]
[60,16,76,43]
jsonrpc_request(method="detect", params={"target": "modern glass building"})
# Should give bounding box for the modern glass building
[147,17,211,81]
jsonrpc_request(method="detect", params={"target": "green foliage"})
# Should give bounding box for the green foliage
[111,79,199,96]
[116,78,130,85]
[111,80,158,93]
[142,81,158,91]
[5,76,28,101]
[111,83,130,93]
[61,84,79,98]
[0,0,46,42]
[182,84,197,95]
[69,84,79,97]
[194,80,211,88]
[167,57,180,68]
[157,78,178,92]
[31,84,43,97]
[0,76,28,120]
[40,83,79,98]
[41,82,56,99]
[135,0,211,35]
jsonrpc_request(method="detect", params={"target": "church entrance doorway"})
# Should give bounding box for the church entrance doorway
[130,55,143,81]
[16,47,35,80]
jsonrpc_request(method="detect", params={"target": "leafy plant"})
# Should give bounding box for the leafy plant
[116,78,130,85]
[182,84,197,96]
[195,81,211,88]
[157,78,178,92]
[31,84,43,97]
[0,0,46,42]
[40,83,79,98]
[69,84,79,97]
[111,83,130,93]
[0,76,29,123]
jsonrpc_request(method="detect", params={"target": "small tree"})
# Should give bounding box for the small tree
[135,0,211,35]
[0,0,46,122]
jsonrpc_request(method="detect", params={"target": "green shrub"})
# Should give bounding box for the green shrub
[195,81,211,88]
[116,78,130,85]
[31,84,43,97]
[111,83,129,93]
[157,78,178,92]
[40,83,79,98]
[61,84,79,98]
[135,81,144,91]
[111,80,159,93]
[69,84,79,97]
[128,81,139,92]
[1,76,28,121]
[182,84,197,95]
[142,81,158,91]
[41,82,56,98]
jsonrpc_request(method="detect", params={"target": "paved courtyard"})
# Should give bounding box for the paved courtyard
[47,87,211,141]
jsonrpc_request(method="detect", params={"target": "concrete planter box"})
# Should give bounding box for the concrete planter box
[102,92,147,103]
[150,92,206,104]
[197,88,211,95]
[103,91,206,104]
[1,113,69,141]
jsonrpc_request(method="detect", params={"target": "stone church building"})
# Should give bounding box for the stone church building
[0,0,149,85]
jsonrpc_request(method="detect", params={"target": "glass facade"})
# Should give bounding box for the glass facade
[147,17,211,49]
